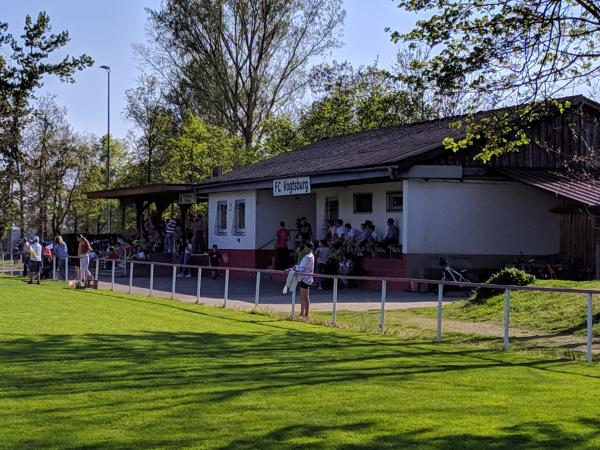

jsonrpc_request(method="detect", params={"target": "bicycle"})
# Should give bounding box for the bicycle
[437,257,476,295]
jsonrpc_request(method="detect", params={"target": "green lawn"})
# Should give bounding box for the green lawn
[414,280,600,334]
[1,277,600,449]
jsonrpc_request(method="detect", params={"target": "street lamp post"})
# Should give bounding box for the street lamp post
[100,65,111,233]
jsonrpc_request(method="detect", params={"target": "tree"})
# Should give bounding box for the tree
[261,62,434,155]
[125,75,176,184]
[139,0,345,149]
[0,12,93,234]
[161,114,247,184]
[391,0,600,161]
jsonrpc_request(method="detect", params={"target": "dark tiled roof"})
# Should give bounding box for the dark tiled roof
[200,95,599,188]
[203,118,463,186]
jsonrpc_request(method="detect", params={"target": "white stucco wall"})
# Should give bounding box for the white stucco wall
[208,190,256,249]
[314,182,404,241]
[404,179,561,255]
[255,190,316,248]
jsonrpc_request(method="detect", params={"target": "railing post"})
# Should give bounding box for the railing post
[65,257,69,283]
[1,253,5,274]
[436,283,444,342]
[291,288,296,319]
[196,268,202,304]
[255,271,261,307]
[224,269,229,307]
[332,277,338,326]
[587,293,593,364]
[149,264,154,297]
[380,280,387,333]
[11,253,14,276]
[111,260,116,291]
[52,257,56,280]
[503,289,510,351]
[128,262,134,294]
[171,265,177,299]
[95,258,99,281]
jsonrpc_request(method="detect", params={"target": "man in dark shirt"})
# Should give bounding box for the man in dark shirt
[383,218,400,249]
[298,217,313,243]
[209,244,222,279]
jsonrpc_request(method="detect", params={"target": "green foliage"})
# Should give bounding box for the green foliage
[161,114,248,183]
[391,0,598,160]
[473,267,535,304]
[261,62,434,155]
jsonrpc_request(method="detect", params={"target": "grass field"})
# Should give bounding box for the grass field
[1,276,600,449]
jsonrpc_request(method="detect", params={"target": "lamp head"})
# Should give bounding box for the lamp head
[100,65,111,72]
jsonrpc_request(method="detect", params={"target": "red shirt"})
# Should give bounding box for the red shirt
[275,228,289,249]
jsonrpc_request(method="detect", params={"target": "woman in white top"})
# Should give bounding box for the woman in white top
[296,241,315,320]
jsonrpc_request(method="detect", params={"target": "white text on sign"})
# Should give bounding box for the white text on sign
[273,177,311,196]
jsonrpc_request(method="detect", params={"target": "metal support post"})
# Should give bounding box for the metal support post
[129,262,134,294]
[52,257,56,280]
[65,258,69,283]
[111,260,116,291]
[255,271,261,307]
[587,293,594,364]
[171,265,177,299]
[149,264,154,297]
[196,268,202,304]
[380,280,387,333]
[436,283,444,342]
[224,269,229,307]
[332,278,338,326]
[503,289,510,351]
[291,288,296,319]
[95,259,99,281]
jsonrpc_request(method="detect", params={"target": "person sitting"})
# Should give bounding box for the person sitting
[314,240,331,290]
[382,218,400,249]
[338,252,353,288]
[334,219,345,243]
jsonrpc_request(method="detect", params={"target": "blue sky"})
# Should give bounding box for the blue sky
[2,0,415,138]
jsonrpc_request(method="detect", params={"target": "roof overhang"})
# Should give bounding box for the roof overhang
[496,168,600,206]
[195,166,394,194]
[87,183,196,202]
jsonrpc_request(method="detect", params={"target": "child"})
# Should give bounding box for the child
[209,245,222,279]
[338,253,353,288]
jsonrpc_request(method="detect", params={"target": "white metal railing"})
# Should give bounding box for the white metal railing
[0,252,597,363]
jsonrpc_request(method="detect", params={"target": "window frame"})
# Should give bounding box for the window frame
[232,199,246,236]
[215,200,228,235]
[386,191,403,212]
[352,193,373,214]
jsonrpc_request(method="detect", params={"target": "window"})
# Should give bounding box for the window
[216,201,228,235]
[386,191,403,212]
[325,197,339,221]
[353,193,372,213]
[232,200,246,235]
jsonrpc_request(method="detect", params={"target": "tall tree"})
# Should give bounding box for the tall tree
[125,75,176,184]
[391,0,600,161]
[0,12,93,234]
[261,62,435,155]
[139,0,345,149]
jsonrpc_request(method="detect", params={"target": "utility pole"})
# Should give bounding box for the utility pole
[100,65,111,233]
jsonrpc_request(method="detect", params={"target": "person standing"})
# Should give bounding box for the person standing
[28,237,43,285]
[275,221,290,270]
[209,245,222,279]
[315,240,331,290]
[383,218,400,249]
[298,217,313,243]
[295,241,315,321]
[53,236,69,280]
[77,234,93,282]
[20,238,30,277]
[197,215,207,253]
[164,217,177,254]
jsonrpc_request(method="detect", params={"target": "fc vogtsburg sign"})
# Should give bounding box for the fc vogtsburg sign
[273,176,311,196]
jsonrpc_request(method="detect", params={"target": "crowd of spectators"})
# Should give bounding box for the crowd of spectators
[275,216,400,289]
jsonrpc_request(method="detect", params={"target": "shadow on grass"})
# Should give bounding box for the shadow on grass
[216,418,600,450]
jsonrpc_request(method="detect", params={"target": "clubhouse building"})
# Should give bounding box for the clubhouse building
[90,95,600,281]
